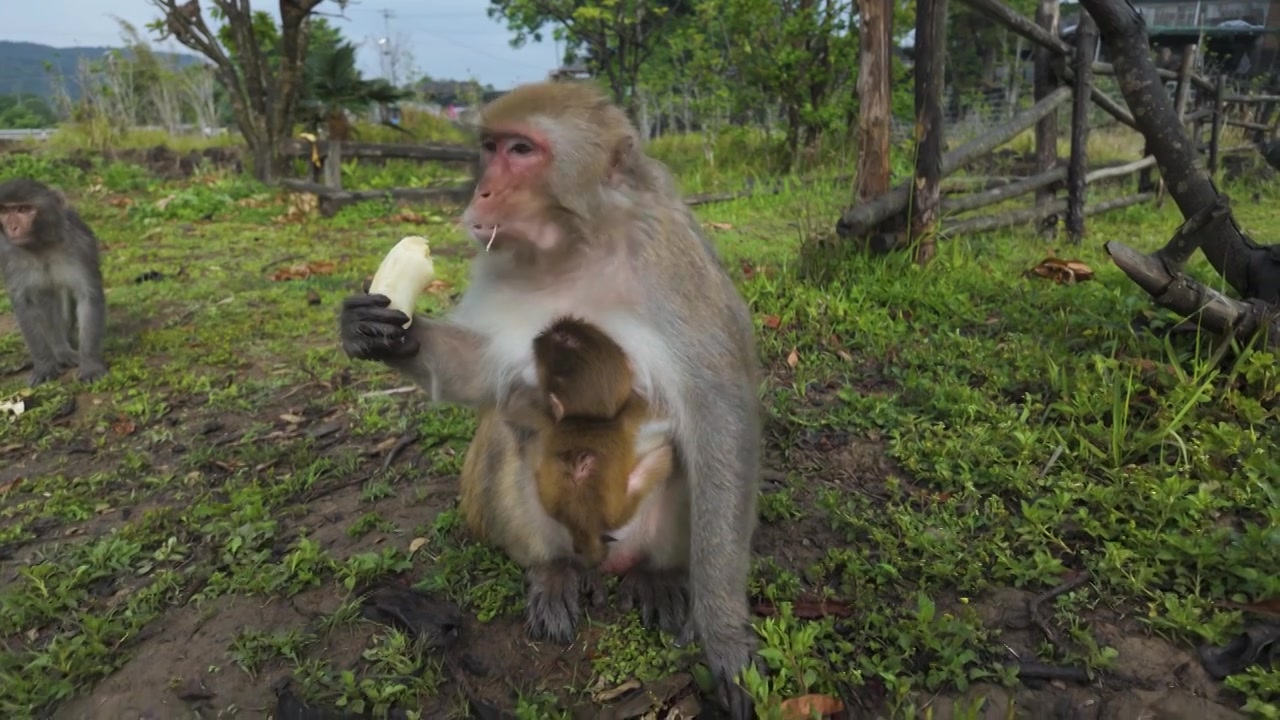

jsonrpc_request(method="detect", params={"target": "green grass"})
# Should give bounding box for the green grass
[0,136,1277,720]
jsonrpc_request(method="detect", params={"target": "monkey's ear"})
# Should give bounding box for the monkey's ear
[607,136,636,186]
[549,393,565,422]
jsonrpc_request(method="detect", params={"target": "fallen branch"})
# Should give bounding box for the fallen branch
[1104,240,1280,348]
[1158,193,1231,269]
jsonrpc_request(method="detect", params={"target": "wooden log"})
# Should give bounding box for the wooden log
[911,0,947,263]
[1225,118,1270,132]
[959,0,1069,56]
[940,158,1150,216]
[1089,88,1136,129]
[280,139,478,163]
[1093,61,1214,93]
[947,191,1153,235]
[854,0,893,203]
[836,86,1072,238]
[280,179,473,217]
[1105,238,1280,349]
[1067,12,1097,243]
[1210,73,1227,174]
[943,167,1065,213]
[1034,0,1061,220]
[1223,94,1280,104]
[1086,155,1156,182]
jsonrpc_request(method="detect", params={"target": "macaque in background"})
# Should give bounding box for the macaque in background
[0,178,108,386]
[340,81,763,718]
[530,315,674,567]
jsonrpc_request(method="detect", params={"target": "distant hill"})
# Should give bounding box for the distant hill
[0,40,202,101]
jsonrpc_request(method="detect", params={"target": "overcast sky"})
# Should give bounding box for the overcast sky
[0,0,563,89]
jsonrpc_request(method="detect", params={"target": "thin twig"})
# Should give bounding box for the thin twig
[1028,570,1093,651]
[380,431,420,474]
[1038,445,1065,477]
[359,385,420,399]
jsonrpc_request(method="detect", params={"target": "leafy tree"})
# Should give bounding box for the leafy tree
[147,0,344,181]
[0,94,56,129]
[487,0,689,115]
[299,40,411,141]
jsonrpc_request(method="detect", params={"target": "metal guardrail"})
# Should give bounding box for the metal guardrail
[0,126,229,141]
[0,129,55,140]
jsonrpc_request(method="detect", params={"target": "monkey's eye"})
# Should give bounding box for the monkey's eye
[509,141,535,156]
[481,139,498,153]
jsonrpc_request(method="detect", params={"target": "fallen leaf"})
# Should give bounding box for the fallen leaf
[1026,257,1095,284]
[779,693,844,719]
[762,315,782,330]
[786,348,800,368]
[409,537,427,555]
[270,261,336,281]
[426,279,452,294]
[392,209,427,223]
[0,477,22,495]
[707,221,734,231]
[740,260,756,278]
[837,349,854,363]
[280,413,305,425]
[112,417,137,436]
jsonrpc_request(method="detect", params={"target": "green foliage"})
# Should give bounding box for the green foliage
[299,39,412,140]
[0,134,1276,718]
[0,93,57,129]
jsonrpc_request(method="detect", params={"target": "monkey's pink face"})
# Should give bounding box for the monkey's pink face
[0,204,36,245]
[463,128,566,253]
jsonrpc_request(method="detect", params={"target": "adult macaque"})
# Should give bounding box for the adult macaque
[0,178,108,386]
[529,315,674,567]
[340,82,762,717]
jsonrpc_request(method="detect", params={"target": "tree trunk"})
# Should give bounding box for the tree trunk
[1078,0,1280,303]
[911,0,947,264]
[149,0,326,183]
[854,0,893,203]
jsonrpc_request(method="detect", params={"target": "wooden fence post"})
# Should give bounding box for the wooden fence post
[911,0,947,264]
[1209,72,1227,174]
[1066,12,1097,243]
[1033,0,1061,235]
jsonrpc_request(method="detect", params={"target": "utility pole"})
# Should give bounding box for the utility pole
[377,8,398,86]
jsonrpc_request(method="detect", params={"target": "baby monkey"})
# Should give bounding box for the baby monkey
[531,316,674,566]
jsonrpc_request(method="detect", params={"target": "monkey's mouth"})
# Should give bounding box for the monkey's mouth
[469,223,501,251]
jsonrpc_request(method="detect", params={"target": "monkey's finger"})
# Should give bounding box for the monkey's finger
[349,306,412,327]
[340,293,392,311]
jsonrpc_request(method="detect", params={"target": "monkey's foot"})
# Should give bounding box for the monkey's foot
[699,622,762,720]
[28,364,64,387]
[580,565,608,608]
[77,361,107,384]
[525,558,586,645]
[616,567,688,636]
[53,350,78,369]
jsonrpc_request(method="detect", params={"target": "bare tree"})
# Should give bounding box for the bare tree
[149,0,343,181]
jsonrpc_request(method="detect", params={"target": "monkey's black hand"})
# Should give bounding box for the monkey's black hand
[340,294,420,362]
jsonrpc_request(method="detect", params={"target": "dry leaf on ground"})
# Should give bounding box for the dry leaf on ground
[779,693,845,719]
[1026,257,1095,284]
[762,315,782,329]
[786,348,800,368]
[271,261,336,281]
